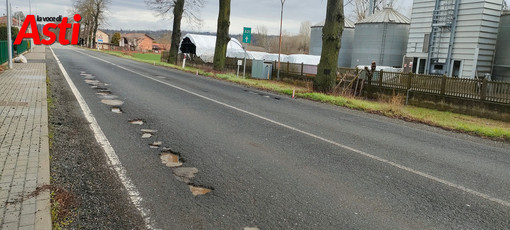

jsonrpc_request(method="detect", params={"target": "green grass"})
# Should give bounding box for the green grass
[132,53,161,62]
[93,49,510,141]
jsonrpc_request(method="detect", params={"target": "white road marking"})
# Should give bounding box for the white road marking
[50,47,155,229]
[72,48,510,208]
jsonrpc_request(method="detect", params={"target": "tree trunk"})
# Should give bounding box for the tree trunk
[213,0,231,71]
[169,0,184,65]
[314,0,344,92]
[91,1,101,49]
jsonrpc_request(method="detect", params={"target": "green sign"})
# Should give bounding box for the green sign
[242,27,251,44]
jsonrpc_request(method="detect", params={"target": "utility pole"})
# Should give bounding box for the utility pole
[277,0,285,81]
[6,0,13,69]
[29,0,32,51]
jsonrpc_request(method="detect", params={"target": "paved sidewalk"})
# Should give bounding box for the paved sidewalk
[0,47,51,230]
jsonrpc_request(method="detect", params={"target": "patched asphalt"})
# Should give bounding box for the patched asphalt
[46,47,146,229]
[48,45,510,229]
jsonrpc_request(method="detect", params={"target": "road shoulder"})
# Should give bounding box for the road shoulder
[46,47,146,229]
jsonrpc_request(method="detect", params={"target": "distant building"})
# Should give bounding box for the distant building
[310,19,356,68]
[120,33,154,52]
[493,10,510,81]
[351,7,410,68]
[0,16,21,28]
[96,30,109,44]
[95,30,111,49]
[404,0,503,79]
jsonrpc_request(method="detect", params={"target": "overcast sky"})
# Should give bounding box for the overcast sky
[2,0,413,35]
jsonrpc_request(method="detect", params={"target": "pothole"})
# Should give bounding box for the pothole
[149,141,162,149]
[173,167,198,183]
[160,153,182,168]
[189,185,212,196]
[274,97,281,100]
[101,99,124,106]
[83,75,95,79]
[141,129,157,138]
[96,91,111,96]
[141,129,158,133]
[111,107,123,114]
[128,119,144,125]
[142,133,153,138]
[85,79,101,85]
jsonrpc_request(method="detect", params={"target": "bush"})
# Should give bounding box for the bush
[0,25,19,40]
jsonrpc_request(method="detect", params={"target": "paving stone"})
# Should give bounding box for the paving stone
[19,214,35,227]
[0,48,50,229]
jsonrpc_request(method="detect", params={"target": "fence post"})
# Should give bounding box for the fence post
[379,70,383,87]
[301,62,304,76]
[440,75,447,95]
[366,68,373,98]
[480,78,488,101]
[407,72,413,90]
[287,61,290,74]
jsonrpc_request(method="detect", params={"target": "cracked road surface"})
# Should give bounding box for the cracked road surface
[50,45,510,229]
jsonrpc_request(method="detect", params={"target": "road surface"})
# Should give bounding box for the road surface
[50,45,510,229]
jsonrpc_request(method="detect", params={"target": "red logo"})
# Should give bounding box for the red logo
[14,14,81,46]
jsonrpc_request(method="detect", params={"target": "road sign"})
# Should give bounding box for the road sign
[243,27,251,44]
[98,35,103,43]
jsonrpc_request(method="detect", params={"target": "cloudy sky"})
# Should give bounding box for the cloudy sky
[2,0,413,35]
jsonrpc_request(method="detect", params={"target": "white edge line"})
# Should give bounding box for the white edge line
[50,47,155,229]
[73,48,510,209]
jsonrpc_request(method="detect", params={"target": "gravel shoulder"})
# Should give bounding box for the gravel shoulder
[45,47,146,229]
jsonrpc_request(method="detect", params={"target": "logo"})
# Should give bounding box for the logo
[14,14,82,46]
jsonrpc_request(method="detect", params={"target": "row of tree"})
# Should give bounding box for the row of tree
[72,0,110,48]
[70,0,344,92]
[250,22,310,54]
[143,0,343,91]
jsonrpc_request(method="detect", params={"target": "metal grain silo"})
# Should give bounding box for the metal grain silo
[493,11,510,82]
[309,19,355,67]
[351,7,410,68]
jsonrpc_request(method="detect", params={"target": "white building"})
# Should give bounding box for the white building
[405,0,504,79]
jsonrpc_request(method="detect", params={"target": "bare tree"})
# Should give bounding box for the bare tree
[315,0,344,92]
[349,0,399,21]
[72,0,110,48]
[213,0,231,71]
[12,11,25,25]
[145,0,204,64]
[298,21,311,53]
[254,25,270,50]
[158,31,173,50]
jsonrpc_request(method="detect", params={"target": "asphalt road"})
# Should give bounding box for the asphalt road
[51,45,510,229]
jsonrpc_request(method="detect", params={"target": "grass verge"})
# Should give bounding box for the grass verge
[50,187,75,230]
[93,49,510,141]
